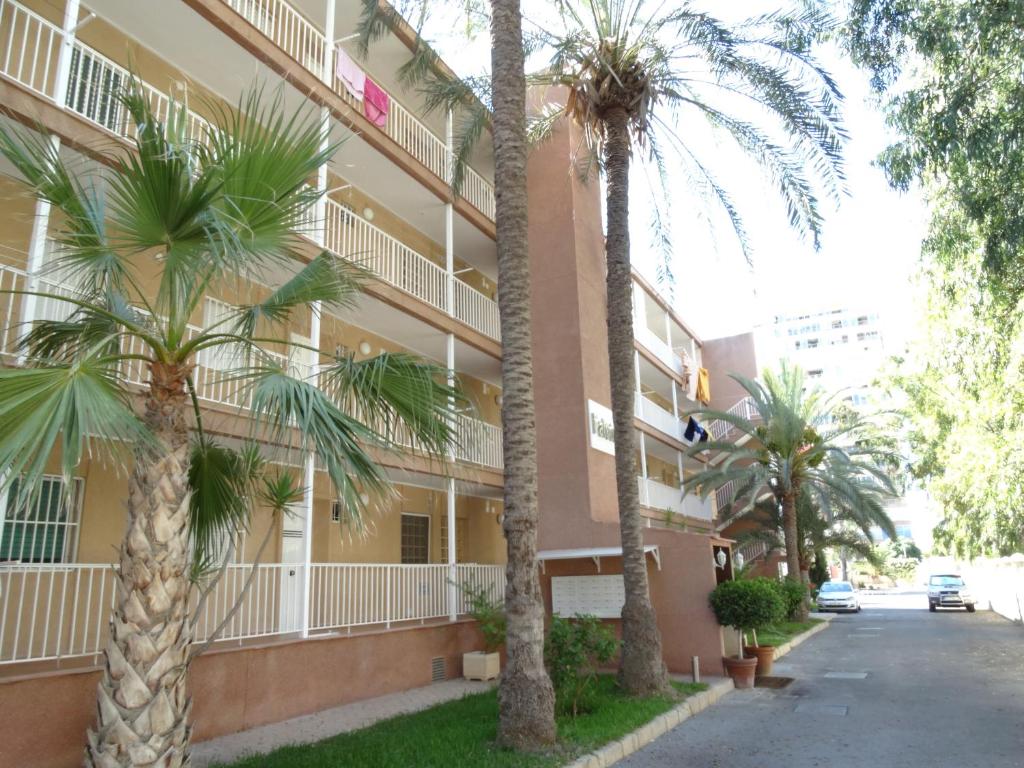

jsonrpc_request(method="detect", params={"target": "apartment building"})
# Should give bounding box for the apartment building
[759,306,887,409]
[0,1,758,764]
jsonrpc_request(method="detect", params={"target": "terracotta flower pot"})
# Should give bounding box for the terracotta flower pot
[723,655,758,689]
[743,645,777,677]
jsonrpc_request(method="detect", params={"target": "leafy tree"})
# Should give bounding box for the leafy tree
[544,614,619,717]
[709,578,785,656]
[0,84,461,767]
[846,0,1024,301]
[686,364,898,620]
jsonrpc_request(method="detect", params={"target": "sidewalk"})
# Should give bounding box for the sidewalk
[191,678,494,767]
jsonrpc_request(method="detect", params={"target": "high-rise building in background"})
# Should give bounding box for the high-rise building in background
[758,306,886,409]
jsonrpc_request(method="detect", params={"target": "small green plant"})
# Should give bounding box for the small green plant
[774,579,809,622]
[545,614,619,717]
[709,578,786,656]
[463,584,505,653]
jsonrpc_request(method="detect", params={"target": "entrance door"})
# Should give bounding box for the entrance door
[279,501,306,633]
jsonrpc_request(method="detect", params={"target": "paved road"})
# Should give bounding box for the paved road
[623,591,1024,768]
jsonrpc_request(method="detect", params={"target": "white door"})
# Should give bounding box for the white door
[279,501,306,633]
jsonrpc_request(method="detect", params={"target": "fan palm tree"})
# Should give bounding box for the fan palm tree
[0,83,462,767]
[685,364,898,620]
[527,0,847,693]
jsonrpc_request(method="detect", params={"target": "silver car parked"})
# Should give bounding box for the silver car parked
[817,581,861,613]
[928,574,976,612]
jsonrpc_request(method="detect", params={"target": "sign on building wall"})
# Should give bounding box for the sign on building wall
[551,575,625,619]
[588,399,615,455]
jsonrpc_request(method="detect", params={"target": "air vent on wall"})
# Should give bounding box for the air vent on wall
[431,656,446,683]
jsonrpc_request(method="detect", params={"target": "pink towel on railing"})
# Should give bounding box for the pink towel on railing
[363,78,389,128]
[335,47,365,101]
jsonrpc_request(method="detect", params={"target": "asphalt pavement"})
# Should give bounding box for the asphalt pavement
[621,590,1024,768]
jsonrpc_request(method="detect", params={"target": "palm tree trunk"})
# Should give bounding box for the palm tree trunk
[781,491,808,621]
[86,363,194,767]
[490,0,556,748]
[603,106,669,696]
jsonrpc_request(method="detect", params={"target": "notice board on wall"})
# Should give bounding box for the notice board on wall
[551,575,625,619]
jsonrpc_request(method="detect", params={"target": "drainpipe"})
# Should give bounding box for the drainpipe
[20,0,81,358]
[299,0,335,640]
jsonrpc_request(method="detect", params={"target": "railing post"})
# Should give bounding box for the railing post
[385,565,391,629]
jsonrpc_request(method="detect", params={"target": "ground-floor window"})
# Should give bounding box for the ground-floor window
[400,513,429,564]
[0,476,83,563]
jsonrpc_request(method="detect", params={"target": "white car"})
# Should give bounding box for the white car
[816,581,861,612]
[928,574,976,612]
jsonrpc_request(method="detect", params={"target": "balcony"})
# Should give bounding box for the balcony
[635,392,682,441]
[635,324,687,377]
[0,0,500,342]
[220,0,496,220]
[0,263,504,471]
[0,561,505,666]
[637,476,714,521]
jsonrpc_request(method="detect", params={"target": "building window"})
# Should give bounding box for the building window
[400,514,430,564]
[857,316,868,325]
[0,476,83,563]
[806,339,819,349]
[439,516,468,563]
[65,48,125,134]
[808,369,823,379]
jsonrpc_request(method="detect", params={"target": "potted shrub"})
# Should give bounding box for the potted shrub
[462,586,505,681]
[709,578,785,686]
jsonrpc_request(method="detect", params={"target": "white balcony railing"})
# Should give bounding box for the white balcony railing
[223,0,496,220]
[634,393,682,440]
[0,562,505,665]
[0,262,503,471]
[706,396,758,441]
[638,476,714,521]
[635,325,685,376]
[0,0,500,342]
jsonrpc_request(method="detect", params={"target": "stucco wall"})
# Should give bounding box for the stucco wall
[0,620,484,768]
[700,332,759,412]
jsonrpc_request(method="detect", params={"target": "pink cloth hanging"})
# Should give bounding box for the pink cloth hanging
[335,47,365,102]
[363,78,389,129]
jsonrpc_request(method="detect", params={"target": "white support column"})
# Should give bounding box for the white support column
[300,0,335,641]
[446,333,458,621]
[20,0,81,351]
[444,109,458,621]
[670,378,680,420]
[633,349,642,421]
[638,432,649,507]
[445,109,455,317]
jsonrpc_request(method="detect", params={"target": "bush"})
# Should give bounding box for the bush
[464,585,505,653]
[545,615,618,717]
[774,579,809,621]
[709,578,786,637]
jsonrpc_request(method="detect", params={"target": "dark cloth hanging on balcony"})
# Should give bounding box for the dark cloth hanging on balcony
[684,416,709,443]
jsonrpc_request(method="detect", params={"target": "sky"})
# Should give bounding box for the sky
[422,1,929,353]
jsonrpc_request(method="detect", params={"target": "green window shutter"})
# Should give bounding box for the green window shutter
[0,478,70,563]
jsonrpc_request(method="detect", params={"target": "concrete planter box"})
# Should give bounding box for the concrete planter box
[463,651,501,681]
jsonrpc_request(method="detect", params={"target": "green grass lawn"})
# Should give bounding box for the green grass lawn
[214,676,707,768]
[755,618,823,648]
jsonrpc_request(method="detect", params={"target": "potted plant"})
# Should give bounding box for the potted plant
[709,578,785,687]
[462,586,505,681]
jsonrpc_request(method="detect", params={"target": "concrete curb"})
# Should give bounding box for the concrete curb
[564,617,835,768]
[773,613,835,661]
[564,677,734,768]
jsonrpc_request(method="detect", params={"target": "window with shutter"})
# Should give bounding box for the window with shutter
[0,476,83,563]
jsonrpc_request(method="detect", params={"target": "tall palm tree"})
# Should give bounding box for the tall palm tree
[0,83,461,767]
[357,0,557,746]
[489,0,557,748]
[686,364,897,620]
[532,0,847,693]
